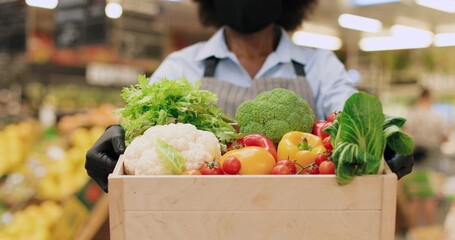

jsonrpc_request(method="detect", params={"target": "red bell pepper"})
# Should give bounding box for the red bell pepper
[228,134,277,161]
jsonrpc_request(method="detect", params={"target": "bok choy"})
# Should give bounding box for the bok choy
[325,92,414,185]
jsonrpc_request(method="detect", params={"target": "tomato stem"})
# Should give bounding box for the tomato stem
[294,161,314,175]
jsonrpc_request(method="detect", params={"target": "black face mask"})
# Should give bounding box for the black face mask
[214,0,282,34]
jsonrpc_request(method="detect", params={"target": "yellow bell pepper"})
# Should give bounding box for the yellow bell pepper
[277,131,326,172]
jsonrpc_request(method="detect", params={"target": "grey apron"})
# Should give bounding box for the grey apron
[200,57,317,118]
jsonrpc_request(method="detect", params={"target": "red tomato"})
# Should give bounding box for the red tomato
[327,111,340,123]
[200,161,224,175]
[272,164,291,175]
[303,165,319,174]
[312,120,327,136]
[276,159,297,174]
[322,137,333,152]
[319,122,332,140]
[222,156,241,175]
[314,153,328,166]
[319,161,335,174]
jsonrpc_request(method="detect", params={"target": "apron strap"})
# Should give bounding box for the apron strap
[203,56,220,77]
[291,60,306,77]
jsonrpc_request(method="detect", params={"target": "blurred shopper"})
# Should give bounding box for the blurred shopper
[402,86,449,228]
[85,0,414,192]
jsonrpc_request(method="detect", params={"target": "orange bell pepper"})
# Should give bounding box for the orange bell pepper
[220,146,276,175]
[277,131,326,172]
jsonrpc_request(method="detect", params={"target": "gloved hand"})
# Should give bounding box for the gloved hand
[85,125,126,192]
[383,146,414,180]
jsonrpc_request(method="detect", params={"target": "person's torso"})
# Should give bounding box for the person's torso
[149,27,358,119]
[200,57,316,118]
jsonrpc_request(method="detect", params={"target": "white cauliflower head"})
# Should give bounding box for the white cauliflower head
[123,123,221,175]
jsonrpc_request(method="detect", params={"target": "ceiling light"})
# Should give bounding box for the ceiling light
[338,14,382,32]
[292,31,342,50]
[105,2,123,19]
[391,24,433,39]
[359,23,434,51]
[351,0,400,6]
[434,33,455,47]
[359,35,432,51]
[415,0,455,13]
[25,0,58,9]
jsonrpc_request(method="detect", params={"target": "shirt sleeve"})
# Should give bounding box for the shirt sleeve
[313,50,358,119]
[149,52,184,84]
[149,43,205,85]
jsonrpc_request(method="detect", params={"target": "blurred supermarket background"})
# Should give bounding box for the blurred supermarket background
[1,0,455,239]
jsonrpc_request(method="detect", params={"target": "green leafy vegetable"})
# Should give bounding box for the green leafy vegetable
[328,92,415,185]
[155,137,186,175]
[383,124,414,156]
[331,92,385,185]
[117,75,238,149]
[383,115,406,129]
[382,115,414,156]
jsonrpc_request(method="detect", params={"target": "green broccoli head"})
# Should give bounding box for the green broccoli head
[236,88,315,143]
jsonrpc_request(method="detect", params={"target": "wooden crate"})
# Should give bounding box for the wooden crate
[108,156,397,240]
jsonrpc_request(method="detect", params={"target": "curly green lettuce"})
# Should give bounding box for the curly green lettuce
[117,75,238,150]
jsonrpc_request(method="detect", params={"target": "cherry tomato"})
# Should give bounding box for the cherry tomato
[319,161,335,174]
[314,153,328,166]
[322,137,333,152]
[222,156,241,175]
[327,111,340,123]
[319,122,332,140]
[272,164,291,175]
[312,120,327,136]
[275,159,297,174]
[200,161,224,175]
[303,165,319,174]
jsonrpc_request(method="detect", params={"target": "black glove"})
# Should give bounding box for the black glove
[383,146,414,180]
[85,125,126,192]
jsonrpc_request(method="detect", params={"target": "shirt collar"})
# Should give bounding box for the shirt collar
[194,27,231,61]
[274,28,308,65]
[194,26,308,65]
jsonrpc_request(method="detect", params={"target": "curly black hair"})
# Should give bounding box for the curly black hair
[193,0,318,31]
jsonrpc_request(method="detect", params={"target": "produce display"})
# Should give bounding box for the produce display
[0,105,119,239]
[118,77,414,185]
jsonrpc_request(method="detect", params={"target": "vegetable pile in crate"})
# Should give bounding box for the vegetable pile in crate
[109,76,414,240]
[116,77,413,184]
